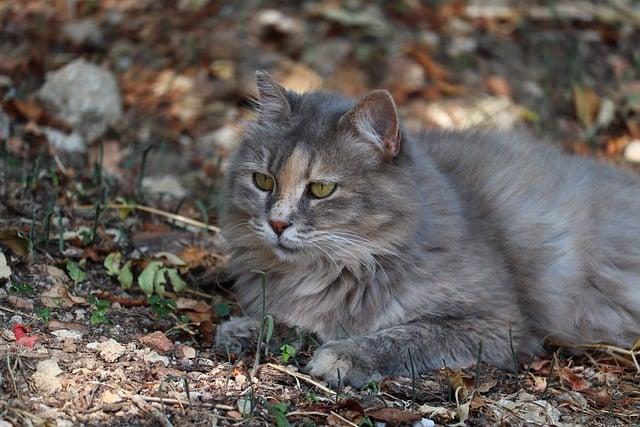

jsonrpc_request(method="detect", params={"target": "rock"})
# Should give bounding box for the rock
[51,329,83,340]
[88,338,126,362]
[32,359,63,395]
[43,127,85,154]
[141,175,187,198]
[0,107,9,141]
[175,344,196,359]
[62,18,104,47]
[301,39,352,77]
[623,140,640,163]
[139,331,173,353]
[136,347,170,365]
[38,59,122,142]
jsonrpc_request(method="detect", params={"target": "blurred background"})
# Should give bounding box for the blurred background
[1,0,639,227]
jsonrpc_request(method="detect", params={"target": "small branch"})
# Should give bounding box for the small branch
[265,363,336,396]
[77,203,220,233]
[329,411,359,427]
[0,305,38,320]
[577,343,640,373]
[133,395,234,411]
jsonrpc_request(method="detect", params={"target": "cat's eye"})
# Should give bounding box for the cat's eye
[309,182,337,199]
[253,172,274,192]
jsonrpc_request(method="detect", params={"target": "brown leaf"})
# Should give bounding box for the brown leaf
[486,75,512,98]
[176,297,211,313]
[0,228,33,260]
[527,358,551,373]
[560,367,588,391]
[7,295,34,310]
[139,331,174,353]
[47,320,87,333]
[365,407,422,424]
[605,135,630,156]
[573,85,600,128]
[443,367,468,401]
[40,283,86,308]
[198,320,215,344]
[580,388,612,409]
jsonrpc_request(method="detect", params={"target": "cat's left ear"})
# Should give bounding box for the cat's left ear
[339,90,401,159]
[255,70,291,122]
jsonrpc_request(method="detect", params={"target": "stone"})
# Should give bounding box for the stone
[38,59,122,142]
[623,140,640,163]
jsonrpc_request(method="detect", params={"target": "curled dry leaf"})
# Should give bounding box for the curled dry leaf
[40,282,86,308]
[560,367,589,391]
[13,323,39,348]
[0,228,33,260]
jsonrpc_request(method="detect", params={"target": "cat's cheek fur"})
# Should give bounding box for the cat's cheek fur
[306,342,382,388]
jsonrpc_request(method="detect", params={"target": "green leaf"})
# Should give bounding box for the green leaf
[138,261,162,296]
[166,268,187,293]
[214,302,231,317]
[66,261,86,284]
[37,307,51,322]
[9,283,34,294]
[270,402,290,427]
[118,260,133,289]
[280,344,297,363]
[104,252,122,276]
[154,267,167,296]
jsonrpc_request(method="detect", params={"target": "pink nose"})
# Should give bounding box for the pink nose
[269,220,290,236]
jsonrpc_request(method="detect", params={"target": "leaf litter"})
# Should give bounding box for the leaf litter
[0,0,639,426]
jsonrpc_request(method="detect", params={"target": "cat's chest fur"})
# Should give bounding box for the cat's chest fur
[232,264,407,341]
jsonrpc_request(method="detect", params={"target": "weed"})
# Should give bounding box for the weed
[9,283,34,294]
[66,260,86,285]
[269,402,290,427]
[88,295,110,325]
[280,344,297,363]
[36,307,51,322]
[148,295,177,318]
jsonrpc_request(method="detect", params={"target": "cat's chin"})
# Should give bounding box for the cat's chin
[272,244,301,262]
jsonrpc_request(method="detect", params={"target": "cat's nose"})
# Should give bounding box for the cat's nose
[269,219,291,236]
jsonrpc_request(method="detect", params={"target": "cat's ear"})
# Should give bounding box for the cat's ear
[339,90,401,159]
[255,70,290,122]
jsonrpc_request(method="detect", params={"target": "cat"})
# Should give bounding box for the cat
[215,71,640,388]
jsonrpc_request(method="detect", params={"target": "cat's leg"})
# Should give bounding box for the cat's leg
[214,316,261,355]
[307,317,520,388]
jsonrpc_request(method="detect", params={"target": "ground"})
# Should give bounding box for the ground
[1,1,639,426]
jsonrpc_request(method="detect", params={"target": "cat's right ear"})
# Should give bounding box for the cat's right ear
[338,90,401,161]
[255,71,291,122]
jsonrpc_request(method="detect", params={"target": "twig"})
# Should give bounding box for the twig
[130,395,173,427]
[131,395,234,411]
[265,363,336,396]
[77,203,220,233]
[286,411,329,418]
[329,411,359,427]
[577,343,640,373]
[0,305,38,320]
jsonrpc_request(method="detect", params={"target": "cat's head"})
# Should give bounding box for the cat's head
[222,72,418,271]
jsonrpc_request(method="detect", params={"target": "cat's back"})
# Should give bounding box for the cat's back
[415,129,640,346]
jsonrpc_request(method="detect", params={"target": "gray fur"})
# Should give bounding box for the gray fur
[216,72,640,388]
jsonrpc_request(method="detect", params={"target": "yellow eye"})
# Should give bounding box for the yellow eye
[309,182,337,199]
[253,173,274,191]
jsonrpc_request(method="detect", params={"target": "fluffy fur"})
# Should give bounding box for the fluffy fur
[215,72,640,387]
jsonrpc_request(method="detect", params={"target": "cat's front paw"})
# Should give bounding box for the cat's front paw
[306,342,382,389]
[214,316,260,355]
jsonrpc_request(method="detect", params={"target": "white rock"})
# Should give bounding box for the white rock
[38,59,122,142]
[623,140,640,163]
[62,18,104,46]
[43,127,85,153]
[52,329,83,340]
[142,175,187,198]
[32,359,63,394]
[88,338,126,362]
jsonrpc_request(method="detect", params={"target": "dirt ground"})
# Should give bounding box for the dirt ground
[1,1,639,426]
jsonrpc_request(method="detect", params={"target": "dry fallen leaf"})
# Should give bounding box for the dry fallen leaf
[13,323,39,348]
[40,283,86,308]
[0,228,33,260]
[0,252,11,280]
[560,367,589,391]
[573,84,600,128]
[139,331,174,353]
[366,407,422,424]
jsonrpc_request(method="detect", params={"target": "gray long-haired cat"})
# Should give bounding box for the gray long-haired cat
[215,71,640,387]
